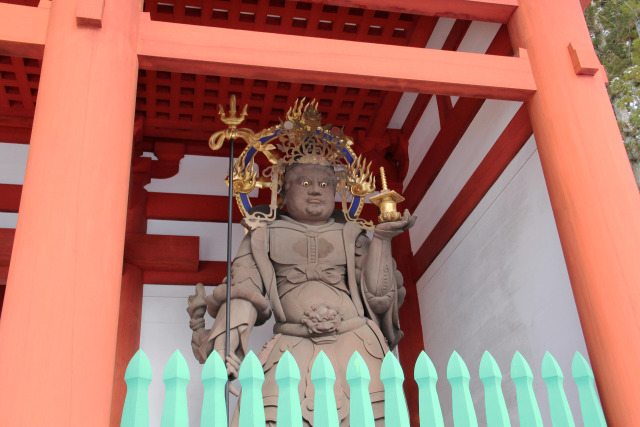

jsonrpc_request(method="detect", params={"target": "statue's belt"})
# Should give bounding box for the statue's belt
[273,317,366,337]
[279,263,346,285]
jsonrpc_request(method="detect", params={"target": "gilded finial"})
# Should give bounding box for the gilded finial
[208,95,275,153]
[369,167,405,223]
[218,94,248,129]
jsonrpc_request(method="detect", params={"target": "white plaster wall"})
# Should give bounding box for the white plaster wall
[415,139,590,425]
[0,142,28,229]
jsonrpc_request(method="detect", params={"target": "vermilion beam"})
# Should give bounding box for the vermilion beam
[0,228,14,268]
[304,0,518,23]
[147,192,243,223]
[124,234,199,272]
[137,16,536,101]
[0,3,48,58]
[411,105,532,279]
[143,261,227,286]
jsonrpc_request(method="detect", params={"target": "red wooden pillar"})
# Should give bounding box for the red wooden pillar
[509,1,640,424]
[384,177,425,426]
[393,231,424,426]
[0,0,142,425]
[109,157,150,427]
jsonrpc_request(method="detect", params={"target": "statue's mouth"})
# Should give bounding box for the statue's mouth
[307,198,322,204]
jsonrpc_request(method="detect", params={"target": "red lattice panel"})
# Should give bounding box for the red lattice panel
[0,56,40,133]
[144,0,436,47]
[136,68,394,143]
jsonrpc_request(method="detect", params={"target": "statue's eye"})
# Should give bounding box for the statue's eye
[302,181,310,187]
[320,182,328,188]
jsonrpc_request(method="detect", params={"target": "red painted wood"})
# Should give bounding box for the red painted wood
[397,18,469,137]
[109,263,143,427]
[0,228,15,267]
[511,0,640,421]
[393,230,424,427]
[146,192,243,222]
[441,19,472,51]
[401,93,433,137]
[143,260,227,286]
[138,19,534,101]
[110,161,149,426]
[124,234,200,272]
[411,104,532,279]
[0,184,21,213]
[0,3,48,59]
[0,125,32,143]
[0,283,5,314]
[302,0,518,23]
[436,95,453,124]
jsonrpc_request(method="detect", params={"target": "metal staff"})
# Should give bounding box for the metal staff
[208,95,249,424]
[224,137,234,420]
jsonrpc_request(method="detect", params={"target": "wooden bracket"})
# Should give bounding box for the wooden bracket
[76,0,104,28]
[568,42,601,76]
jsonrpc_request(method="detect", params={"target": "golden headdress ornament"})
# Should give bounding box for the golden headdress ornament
[210,97,377,229]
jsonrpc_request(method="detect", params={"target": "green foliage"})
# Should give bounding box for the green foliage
[586,0,640,166]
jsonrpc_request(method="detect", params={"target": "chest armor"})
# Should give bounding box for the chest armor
[269,227,346,266]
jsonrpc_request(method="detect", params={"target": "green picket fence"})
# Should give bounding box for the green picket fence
[120,349,606,426]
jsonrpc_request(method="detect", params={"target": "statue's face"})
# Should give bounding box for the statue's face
[283,164,336,225]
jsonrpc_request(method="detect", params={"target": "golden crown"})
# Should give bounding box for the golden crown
[209,97,376,229]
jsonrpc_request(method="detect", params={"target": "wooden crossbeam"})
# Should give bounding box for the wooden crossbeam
[143,261,227,286]
[0,228,14,268]
[411,104,533,280]
[137,16,535,101]
[124,234,199,272]
[0,3,48,58]
[147,192,244,223]
[0,184,21,213]
[303,0,519,23]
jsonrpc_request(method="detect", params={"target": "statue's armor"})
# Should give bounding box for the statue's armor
[270,220,357,323]
[260,217,387,425]
[197,215,402,426]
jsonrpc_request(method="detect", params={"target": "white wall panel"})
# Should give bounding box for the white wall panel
[387,92,418,130]
[409,100,522,253]
[145,154,258,197]
[0,212,18,229]
[426,18,456,50]
[0,142,29,185]
[415,142,589,425]
[457,21,501,54]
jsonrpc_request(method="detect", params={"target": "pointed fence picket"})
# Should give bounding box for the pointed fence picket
[121,349,607,426]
